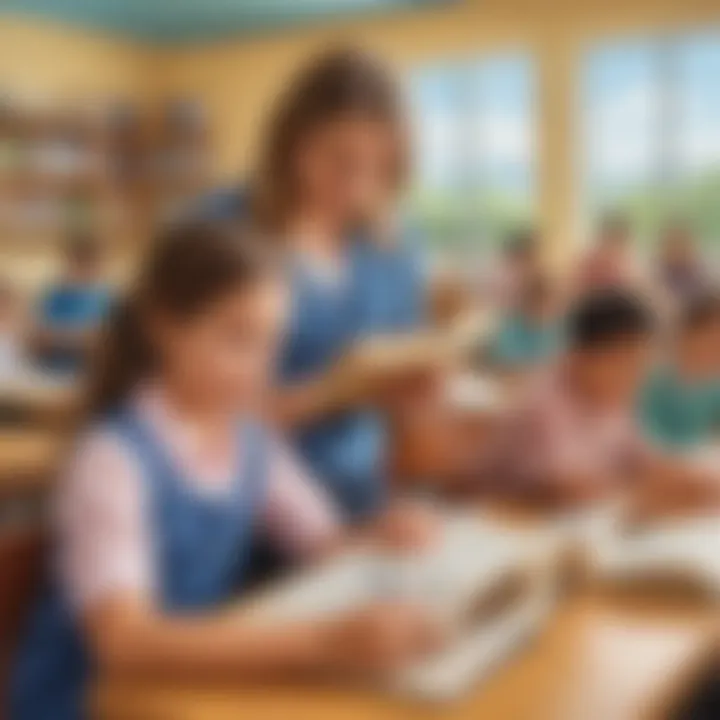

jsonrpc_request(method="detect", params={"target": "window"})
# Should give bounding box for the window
[582,32,720,250]
[409,54,536,260]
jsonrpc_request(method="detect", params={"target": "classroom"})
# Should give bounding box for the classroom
[1,1,719,718]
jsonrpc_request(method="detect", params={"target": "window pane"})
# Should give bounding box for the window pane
[410,54,536,260]
[583,42,662,221]
[583,32,720,250]
[676,34,720,244]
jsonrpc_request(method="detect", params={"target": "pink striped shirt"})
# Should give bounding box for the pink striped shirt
[483,365,650,492]
[55,387,340,610]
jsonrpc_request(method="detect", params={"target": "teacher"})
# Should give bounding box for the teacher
[203,48,427,521]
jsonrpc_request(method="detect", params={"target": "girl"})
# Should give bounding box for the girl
[252,48,431,520]
[10,222,442,720]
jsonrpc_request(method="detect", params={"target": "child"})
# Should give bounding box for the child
[0,277,25,380]
[31,232,112,376]
[248,48,430,520]
[640,293,720,450]
[656,222,707,304]
[575,214,639,293]
[482,290,719,506]
[486,229,542,310]
[10,222,443,720]
[487,274,561,372]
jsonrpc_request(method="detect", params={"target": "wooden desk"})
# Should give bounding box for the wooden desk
[0,430,64,499]
[94,592,717,720]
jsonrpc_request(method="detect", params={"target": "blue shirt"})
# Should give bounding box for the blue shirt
[279,237,426,520]
[639,365,720,449]
[489,313,561,370]
[37,282,112,373]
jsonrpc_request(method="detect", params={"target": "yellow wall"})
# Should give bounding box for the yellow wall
[0,16,153,100]
[2,0,720,267]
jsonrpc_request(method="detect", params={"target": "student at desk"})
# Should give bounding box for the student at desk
[574,214,640,293]
[250,49,429,520]
[10,222,442,720]
[487,274,562,372]
[482,290,720,506]
[640,293,720,450]
[31,233,112,376]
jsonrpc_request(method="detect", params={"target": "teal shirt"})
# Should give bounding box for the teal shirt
[489,314,561,370]
[640,366,720,449]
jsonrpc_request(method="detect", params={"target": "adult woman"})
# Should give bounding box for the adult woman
[253,48,428,520]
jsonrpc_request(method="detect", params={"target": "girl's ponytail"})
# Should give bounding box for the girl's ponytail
[83,220,276,419]
[85,293,155,418]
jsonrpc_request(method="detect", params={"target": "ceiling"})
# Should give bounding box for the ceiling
[0,0,455,44]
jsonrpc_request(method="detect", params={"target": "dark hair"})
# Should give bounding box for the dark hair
[64,232,104,266]
[252,46,408,231]
[567,290,654,350]
[598,213,632,243]
[86,221,277,418]
[679,292,720,334]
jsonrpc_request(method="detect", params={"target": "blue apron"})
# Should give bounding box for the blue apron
[10,410,268,720]
[278,239,425,521]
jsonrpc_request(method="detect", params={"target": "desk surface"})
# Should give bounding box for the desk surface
[94,591,717,720]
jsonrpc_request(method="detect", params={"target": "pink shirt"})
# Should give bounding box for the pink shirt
[483,366,649,492]
[55,387,340,610]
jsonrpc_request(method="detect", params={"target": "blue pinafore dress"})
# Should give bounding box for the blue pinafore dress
[278,238,425,522]
[9,409,268,720]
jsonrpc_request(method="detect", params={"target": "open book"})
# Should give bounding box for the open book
[588,514,720,598]
[253,513,561,701]
[251,504,718,700]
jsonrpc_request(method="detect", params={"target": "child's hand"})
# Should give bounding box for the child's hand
[321,601,445,675]
[370,501,443,552]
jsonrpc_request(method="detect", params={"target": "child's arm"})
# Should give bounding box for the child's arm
[84,595,441,681]
[64,433,443,683]
[262,439,443,564]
